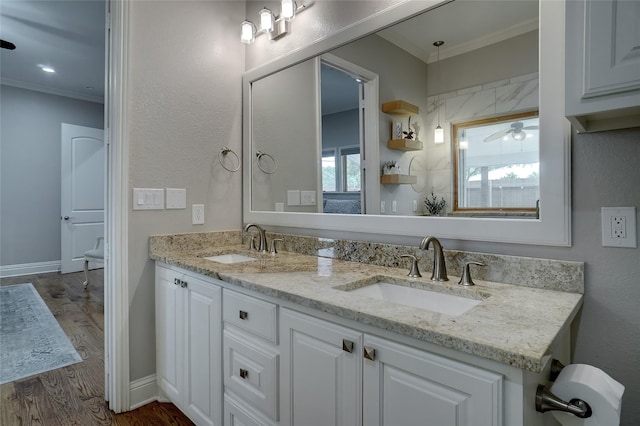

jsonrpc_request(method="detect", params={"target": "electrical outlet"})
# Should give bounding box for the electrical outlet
[601,207,636,248]
[392,200,397,213]
[413,200,418,212]
[381,201,386,213]
[612,216,626,238]
[192,204,205,225]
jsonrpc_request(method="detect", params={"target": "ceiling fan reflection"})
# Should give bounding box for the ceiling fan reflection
[484,121,539,142]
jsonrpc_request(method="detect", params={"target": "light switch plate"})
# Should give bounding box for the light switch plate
[165,188,186,209]
[287,190,301,206]
[132,188,164,210]
[301,190,316,206]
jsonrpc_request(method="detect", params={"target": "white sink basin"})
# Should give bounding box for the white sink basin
[203,254,257,264]
[348,282,481,316]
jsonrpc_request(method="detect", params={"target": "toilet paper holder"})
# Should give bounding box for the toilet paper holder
[535,359,593,419]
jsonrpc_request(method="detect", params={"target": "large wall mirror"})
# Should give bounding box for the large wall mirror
[243,0,571,246]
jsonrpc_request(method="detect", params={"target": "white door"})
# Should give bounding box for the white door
[61,123,105,273]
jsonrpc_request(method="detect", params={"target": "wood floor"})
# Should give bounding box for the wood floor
[0,270,194,425]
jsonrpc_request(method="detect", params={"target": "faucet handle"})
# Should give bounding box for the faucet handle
[270,238,284,255]
[249,236,257,251]
[458,262,485,286]
[400,255,422,278]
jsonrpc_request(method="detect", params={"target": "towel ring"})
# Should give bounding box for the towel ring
[218,147,240,172]
[256,151,277,174]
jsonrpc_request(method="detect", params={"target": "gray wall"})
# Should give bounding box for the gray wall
[244,2,640,424]
[251,59,319,213]
[127,0,244,380]
[0,85,104,266]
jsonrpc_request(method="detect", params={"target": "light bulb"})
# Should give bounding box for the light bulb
[240,21,256,44]
[281,0,296,20]
[512,130,526,141]
[434,126,444,144]
[259,8,274,32]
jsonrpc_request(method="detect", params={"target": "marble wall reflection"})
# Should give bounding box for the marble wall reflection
[422,72,539,213]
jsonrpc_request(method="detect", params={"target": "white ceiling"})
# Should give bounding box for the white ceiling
[0,0,105,103]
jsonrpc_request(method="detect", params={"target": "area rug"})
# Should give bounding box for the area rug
[0,283,82,384]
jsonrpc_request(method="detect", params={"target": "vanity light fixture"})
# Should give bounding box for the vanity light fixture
[259,7,275,32]
[241,0,314,44]
[433,40,445,144]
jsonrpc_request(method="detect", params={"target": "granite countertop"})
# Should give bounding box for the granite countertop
[149,235,583,374]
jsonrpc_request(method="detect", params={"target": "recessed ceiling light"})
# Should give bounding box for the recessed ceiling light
[38,64,55,73]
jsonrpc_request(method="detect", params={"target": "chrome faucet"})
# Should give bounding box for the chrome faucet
[243,223,268,253]
[419,236,449,281]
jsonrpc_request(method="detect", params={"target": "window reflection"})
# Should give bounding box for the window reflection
[454,111,539,213]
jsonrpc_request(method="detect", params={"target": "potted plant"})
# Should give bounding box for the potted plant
[424,192,446,216]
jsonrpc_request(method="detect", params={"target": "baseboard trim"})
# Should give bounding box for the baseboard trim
[0,261,61,278]
[129,374,158,410]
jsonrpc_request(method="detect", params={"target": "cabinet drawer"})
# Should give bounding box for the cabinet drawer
[224,329,279,420]
[223,289,277,343]
[225,393,276,426]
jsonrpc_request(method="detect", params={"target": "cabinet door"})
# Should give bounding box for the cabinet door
[280,309,362,426]
[363,335,503,426]
[155,265,185,404]
[184,275,222,426]
[581,0,640,98]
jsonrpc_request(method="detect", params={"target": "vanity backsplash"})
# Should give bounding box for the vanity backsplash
[149,230,584,294]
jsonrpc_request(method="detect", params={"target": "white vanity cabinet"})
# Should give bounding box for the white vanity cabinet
[565,0,640,132]
[280,308,503,426]
[155,263,561,426]
[155,264,223,426]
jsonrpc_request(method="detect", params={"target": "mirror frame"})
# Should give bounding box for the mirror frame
[243,0,571,246]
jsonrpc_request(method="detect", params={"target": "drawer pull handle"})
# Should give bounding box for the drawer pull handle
[173,278,187,288]
[239,310,248,320]
[342,339,354,353]
[363,346,376,361]
[240,368,249,379]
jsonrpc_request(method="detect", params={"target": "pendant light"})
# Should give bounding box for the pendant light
[433,40,445,144]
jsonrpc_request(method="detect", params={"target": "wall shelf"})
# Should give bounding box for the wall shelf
[380,174,417,185]
[387,139,422,151]
[381,100,419,116]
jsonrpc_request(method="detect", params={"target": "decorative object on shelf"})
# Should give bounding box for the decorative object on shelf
[392,120,403,139]
[424,191,446,216]
[240,0,313,44]
[382,160,400,175]
[403,116,415,140]
[388,114,423,151]
[411,119,420,141]
[433,40,445,144]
